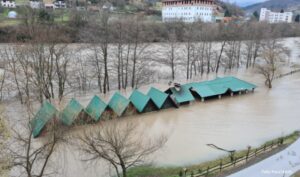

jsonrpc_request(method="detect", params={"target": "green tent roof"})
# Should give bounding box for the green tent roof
[85,96,107,121]
[191,76,257,98]
[108,92,130,116]
[147,87,169,109]
[221,76,257,92]
[168,84,195,104]
[31,101,58,138]
[60,98,84,126]
[129,90,151,113]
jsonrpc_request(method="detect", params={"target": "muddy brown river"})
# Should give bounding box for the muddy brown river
[41,70,300,177]
[4,37,300,177]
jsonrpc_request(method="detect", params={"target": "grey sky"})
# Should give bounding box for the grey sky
[226,0,267,7]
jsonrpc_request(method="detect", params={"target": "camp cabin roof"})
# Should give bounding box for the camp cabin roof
[60,98,84,126]
[31,101,57,138]
[85,96,107,121]
[166,84,195,104]
[191,76,257,98]
[129,90,152,113]
[147,87,169,109]
[108,92,130,116]
[220,76,257,92]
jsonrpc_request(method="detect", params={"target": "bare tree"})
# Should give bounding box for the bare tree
[82,11,111,94]
[130,17,150,88]
[2,47,25,104]
[161,29,178,80]
[0,105,9,177]
[6,102,65,177]
[99,11,110,94]
[257,39,290,88]
[215,24,228,74]
[0,66,7,101]
[77,120,167,177]
[183,24,195,80]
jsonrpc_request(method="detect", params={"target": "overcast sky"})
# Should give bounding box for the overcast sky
[226,0,268,7]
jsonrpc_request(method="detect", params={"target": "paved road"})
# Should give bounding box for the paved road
[228,139,300,177]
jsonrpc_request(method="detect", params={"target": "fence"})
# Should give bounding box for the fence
[179,137,289,177]
[275,69,300,79]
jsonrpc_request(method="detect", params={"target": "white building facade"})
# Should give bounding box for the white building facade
[29,1,43,8]
[0,1,16,8]
[162,0,215,23]
[259,8,293,23]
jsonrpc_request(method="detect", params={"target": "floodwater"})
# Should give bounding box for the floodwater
[3,37,300,177]
[41,70,300,177]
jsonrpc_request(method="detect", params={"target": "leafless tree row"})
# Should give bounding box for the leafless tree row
[0,11,296,106]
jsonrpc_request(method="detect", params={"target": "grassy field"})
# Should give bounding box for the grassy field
[127,131,300,177]
[0,8,71,27]
[0,7,21,27]
[0,19,22,27]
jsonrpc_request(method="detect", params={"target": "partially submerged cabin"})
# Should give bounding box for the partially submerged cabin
[108,92,137,117]
[221,77,256,94]
[60,98,90,126]
[85,95,110,122]
[31,101,58,138]
[129,90,158,113]
[147,87,178,109]
[190,77,257,101]
[165,84,195,105]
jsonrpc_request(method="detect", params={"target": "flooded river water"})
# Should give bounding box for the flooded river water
[48,70,300,177]
[4,37,300,177]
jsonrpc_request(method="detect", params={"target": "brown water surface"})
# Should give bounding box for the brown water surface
[47,71,300,177]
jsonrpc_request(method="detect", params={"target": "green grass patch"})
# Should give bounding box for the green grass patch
[127,131,300,177]
[15,0,27,5]
[53,9,70,23]
[0,19,22,27]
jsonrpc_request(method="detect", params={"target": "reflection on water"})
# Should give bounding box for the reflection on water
[48,71,300,177]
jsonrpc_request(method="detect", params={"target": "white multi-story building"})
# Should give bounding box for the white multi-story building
[259,8,293,23]
[162,0,215,23]
[0,0,16,8]
[30,1,43,8]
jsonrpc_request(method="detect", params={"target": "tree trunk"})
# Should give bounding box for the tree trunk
[124,44,130,89]
[103,45,109,94]
[216,41,226,74]
[131,42,138,88]
[186,43,190,80]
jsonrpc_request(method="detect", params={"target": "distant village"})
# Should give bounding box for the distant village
[1,0,300,23]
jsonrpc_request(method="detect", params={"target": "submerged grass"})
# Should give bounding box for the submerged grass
[127,131,300,177]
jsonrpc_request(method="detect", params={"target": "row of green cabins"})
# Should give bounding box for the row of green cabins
[31,76,257,138]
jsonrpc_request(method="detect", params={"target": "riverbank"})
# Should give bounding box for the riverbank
[127,131,300,177]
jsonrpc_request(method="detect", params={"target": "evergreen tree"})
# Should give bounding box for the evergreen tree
[253,11,259,20]
[224,10,231,17]
[295,14,300,23]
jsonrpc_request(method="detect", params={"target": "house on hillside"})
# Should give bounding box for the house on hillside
[43,0,55,8]
[0,0,16,8]
[102,2,115,11]
[161,0,216,22]
[30,1,43,8]
[259,8,293,23]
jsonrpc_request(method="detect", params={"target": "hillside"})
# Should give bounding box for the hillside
[244,0,300,13]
